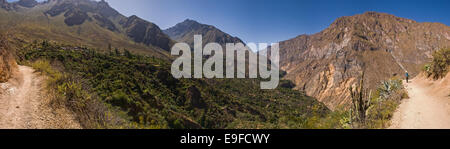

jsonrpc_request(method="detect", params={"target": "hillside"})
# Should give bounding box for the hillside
[1,0,330,129]
[16,41,329,129]
[0,0,173,58]
[276,12,450,109]
[164,19,244,47]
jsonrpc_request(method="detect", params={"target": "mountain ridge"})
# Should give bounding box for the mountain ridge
[0,0,174,57]
[164,19,244,47]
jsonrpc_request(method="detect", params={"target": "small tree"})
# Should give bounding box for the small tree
[430,48,450,79]
[124,49,133,58]
[115,48,121,56]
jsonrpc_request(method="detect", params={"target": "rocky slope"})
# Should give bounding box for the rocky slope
[45,0,173,50]
[277,12,450,109]
[0,0,173,57]
[164,19,244,48]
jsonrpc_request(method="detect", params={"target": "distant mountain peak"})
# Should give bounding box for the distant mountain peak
[164,19,243,47]
[330,11,416,29]
[362,11,390,16]
[1,0,38,10]
[128,15,140,20]
[170,19,211,31]
[179,19,205,26]
[17,0,38,8]
[359,11,409,20]
[182,19,198,23]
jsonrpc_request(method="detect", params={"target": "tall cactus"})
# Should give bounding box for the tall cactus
[349,72,372,126]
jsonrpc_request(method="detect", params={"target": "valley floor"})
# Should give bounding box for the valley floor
[390,73,450,129]
[0,66,80,129]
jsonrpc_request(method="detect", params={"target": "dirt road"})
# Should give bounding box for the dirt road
[0,65,80,129]
[390,74,450,129]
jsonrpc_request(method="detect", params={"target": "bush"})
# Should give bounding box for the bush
[30,60,127,128]
[377,79,403,101]
[426,48,450,79]
[307,76,408,129]
[365,78,407,128]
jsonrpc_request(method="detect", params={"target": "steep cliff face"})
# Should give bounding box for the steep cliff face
[278,12,450,109]
[0,38,17,83]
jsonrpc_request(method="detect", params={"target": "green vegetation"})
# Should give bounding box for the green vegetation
[304,76,408,129]
[365,78,408,128]
[424,48,450,79]
[17,41,329,129]
[27,59,130,128]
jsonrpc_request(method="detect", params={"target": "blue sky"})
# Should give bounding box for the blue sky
[9,0,450,43]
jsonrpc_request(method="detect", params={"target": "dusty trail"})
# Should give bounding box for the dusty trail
[0,65,80,129]
[390,73,450,129]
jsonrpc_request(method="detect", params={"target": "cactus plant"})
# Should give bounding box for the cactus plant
[378,79,402,101]
[349,72,372,126]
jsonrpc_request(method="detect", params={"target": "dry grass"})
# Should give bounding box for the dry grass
[30,60,129,129]
[0,35,17,83]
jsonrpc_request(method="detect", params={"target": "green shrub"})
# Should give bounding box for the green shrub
[365,78,407,128]
[30,60,128,129]
[31,60,62,79]
[307,77,408,129]
[426,48,450,79]
[377,79,403,101]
